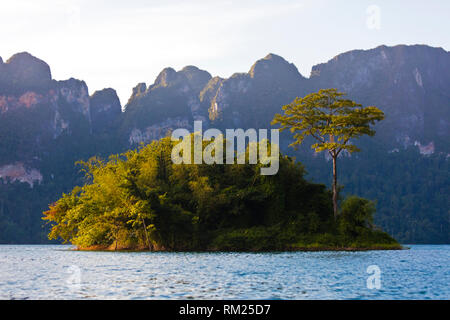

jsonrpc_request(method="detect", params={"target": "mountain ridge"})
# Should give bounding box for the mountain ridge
[0,44,448,244]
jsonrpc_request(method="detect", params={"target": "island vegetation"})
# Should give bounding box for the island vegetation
[43,136,400,251]
[42,89,401,251]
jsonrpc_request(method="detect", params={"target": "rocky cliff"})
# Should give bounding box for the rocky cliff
[309,45,450,153]
[122,66,212,144]
[0,45,448,243]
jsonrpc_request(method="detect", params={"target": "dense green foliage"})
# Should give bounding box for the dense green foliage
[2,135,444,245]
[42,136,399,251]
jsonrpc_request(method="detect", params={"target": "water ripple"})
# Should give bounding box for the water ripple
[0,245,448,299]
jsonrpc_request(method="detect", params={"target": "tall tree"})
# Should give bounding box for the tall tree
[272,89,384,219]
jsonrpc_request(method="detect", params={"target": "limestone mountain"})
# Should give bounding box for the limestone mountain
[120,53,308,149]
[0,52,120,167]
[208,53,308,129]
[122,66,212,145]
[0,45,448,244]
[309,45,450,154]
[0,52,52,95]
[90,88,122,133]
[0,52,121,242]
[120,46,449,156]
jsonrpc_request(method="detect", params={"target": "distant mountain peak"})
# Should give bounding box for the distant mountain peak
[181,65,203,73]
[6,51,42,63]
[0,52,52,94]
[312,44,449,74]
[90,87,119,102]
[179,65,212,92]
[149,65,211,92]
[6,52,52,78]
[249,53,303,79]
[90,88,121,132]
[153,67,177,88]
[263,53,286,61]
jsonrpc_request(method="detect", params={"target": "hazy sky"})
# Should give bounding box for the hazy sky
[1,0,449,105]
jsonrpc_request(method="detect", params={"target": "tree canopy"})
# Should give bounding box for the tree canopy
[272,89,385,219]
[43,135,399,251]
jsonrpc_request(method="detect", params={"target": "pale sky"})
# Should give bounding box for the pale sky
[1,0,449,105]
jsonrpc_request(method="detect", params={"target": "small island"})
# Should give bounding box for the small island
[43,138,400,252]
[43,89,401,252]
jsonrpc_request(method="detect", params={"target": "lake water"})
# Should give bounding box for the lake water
[0,245,448,300]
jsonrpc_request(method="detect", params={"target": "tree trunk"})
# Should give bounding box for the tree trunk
[141,217,153,251]
[332,155,338,220]
[114,226,118,250]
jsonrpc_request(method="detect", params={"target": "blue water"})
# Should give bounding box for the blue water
[0,245,448,299]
